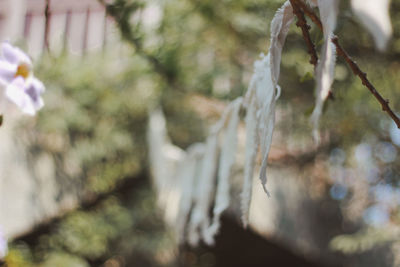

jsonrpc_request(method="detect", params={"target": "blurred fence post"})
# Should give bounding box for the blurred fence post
[82,8,90,55]
[63,9,71,53]
[43,0,51,52]
[3,0,27,42]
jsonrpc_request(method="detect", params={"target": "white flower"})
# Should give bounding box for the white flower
[0,228,7,259]
[0,42,45,115]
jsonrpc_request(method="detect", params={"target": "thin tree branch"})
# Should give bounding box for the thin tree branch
[331,37,400,128]
[294,0,323,30]
[289,0,318,67]
[289,0,335,99]
[292,0,400,129]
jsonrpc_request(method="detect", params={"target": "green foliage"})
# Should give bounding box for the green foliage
[330,227,399,254]
[6,0,400,265]
[8,185,174,266]
[30,54,154,194]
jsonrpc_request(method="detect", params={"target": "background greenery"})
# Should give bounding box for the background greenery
[3,0,400,266]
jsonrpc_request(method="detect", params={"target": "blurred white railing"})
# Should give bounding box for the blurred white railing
[0,0,118,58]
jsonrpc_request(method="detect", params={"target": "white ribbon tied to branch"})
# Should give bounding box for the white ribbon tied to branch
[147,0,395,246]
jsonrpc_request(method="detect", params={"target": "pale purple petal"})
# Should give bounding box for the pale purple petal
[6,76,27,103]
[31,77,45,94]
[2,42,32,66]
[0,60,17,86]
[25,78,45,110]
[0,228,7,259]
[2,42,19,64]
[5,77,36,115]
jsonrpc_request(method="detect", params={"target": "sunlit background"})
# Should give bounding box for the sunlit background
[1,0,400,266]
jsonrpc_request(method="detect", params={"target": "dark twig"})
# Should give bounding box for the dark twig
[292,0,400,128]
[289,0,335,99]
[331,37,400,128]
[294,0,323,30]
[44,0,51,52]
[289,0,318,67]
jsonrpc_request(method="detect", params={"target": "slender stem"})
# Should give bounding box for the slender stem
[289,0,335,99]
[294,0,323,30]
[292,0,400,128]
[289,0,318,67]
[331,37,400,128]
